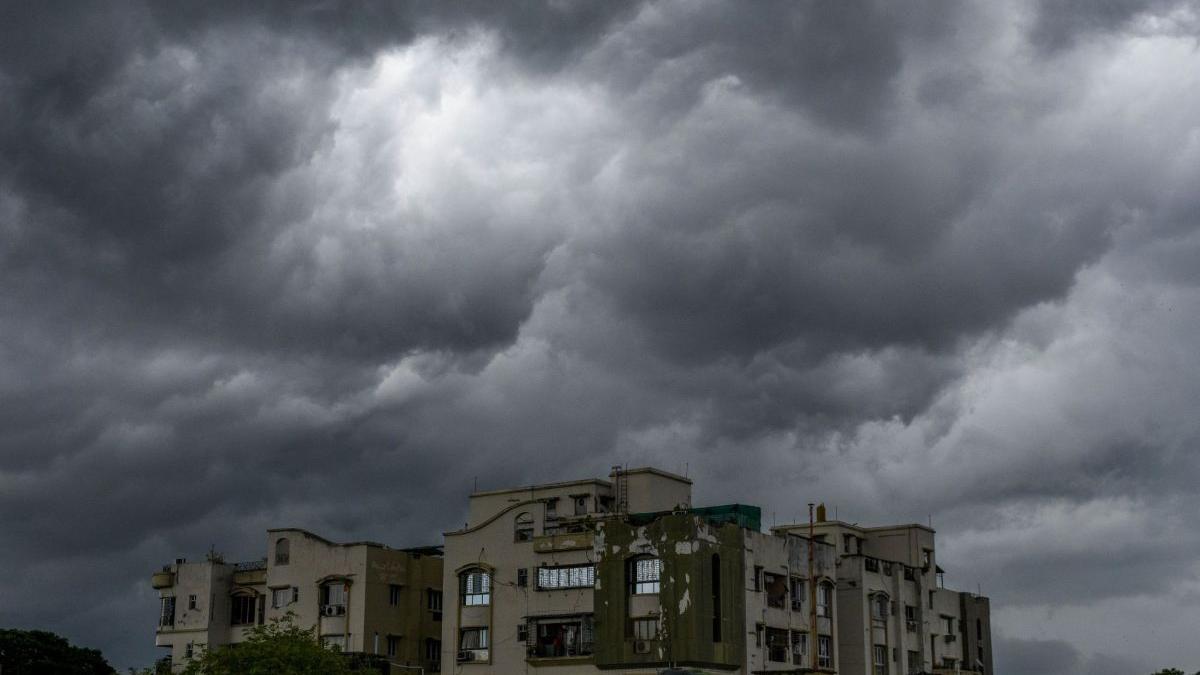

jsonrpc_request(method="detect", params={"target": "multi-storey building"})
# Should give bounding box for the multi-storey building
[442,467,838,674]
[150,528,443,673]
[776,512,993,675]
[441,467,992,675]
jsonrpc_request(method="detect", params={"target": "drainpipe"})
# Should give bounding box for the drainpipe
[808,503,817,672]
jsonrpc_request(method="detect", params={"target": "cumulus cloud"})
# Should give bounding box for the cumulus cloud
[1,1,1199,671]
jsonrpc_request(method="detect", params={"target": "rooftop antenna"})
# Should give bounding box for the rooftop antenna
[684,462,689,479]
[834,505,838,521]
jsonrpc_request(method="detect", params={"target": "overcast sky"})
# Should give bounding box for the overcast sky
[2,1,1199,672]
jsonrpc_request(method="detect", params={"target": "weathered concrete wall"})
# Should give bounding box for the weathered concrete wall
[593,512,745,671]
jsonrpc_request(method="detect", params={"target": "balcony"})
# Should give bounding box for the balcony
[533,530,594,553]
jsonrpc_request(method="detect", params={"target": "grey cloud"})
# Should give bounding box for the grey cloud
[2,1,1200,672]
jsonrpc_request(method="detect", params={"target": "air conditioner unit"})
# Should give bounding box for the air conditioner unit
[457,650,475,662]
[633,640,651,654]
[944,634,957,643]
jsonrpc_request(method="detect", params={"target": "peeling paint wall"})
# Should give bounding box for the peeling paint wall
[593,513,745,671]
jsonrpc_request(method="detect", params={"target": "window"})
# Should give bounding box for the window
[632,617,660,640]
[791,631,808,666]
[518,623,529,643]
[528,615,595,657]
[872,594,890,622]
[426,638,441,664]
[271,588,294,609]
[928,590,935,609]
[574,495,588,515]
[230,595,257,626]
[843,534,853,553]
[545,499,558,520]
[389,584,401,606]
[789,577,805,611]
[883,562,893,576]
[537,564,595,590]
[185,642,193,659]
[427,589,443,611]
[387,635,399,657]
[159,596,175,627]
[923,549,932,569]
[274,538,290,566]
[323,635,346,652]
[874,644,888,675]
[766,627,789,662]
[630,557,661,595]
[186,594,196,610]
[977,618,983,641]
[903,566,915,581]
[517,568,528,587]
[461,569,491,606]
[764,572,787,609]
[905,605,918,632]
[944,616,954,633]
[942,657,957,669]
[753,565,764,591]
[321,582,347,614]
[459,627,488,655]
[755,622,763,647]
[865,557,879,572]
[515,512,534,542]
[907,650,921,675]
[818,635,833,668]
[816,582,833,618]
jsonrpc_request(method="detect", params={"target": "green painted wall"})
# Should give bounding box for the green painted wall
[593,512,745,671]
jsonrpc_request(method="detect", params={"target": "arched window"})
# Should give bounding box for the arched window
[816,581,834,618]
[628,556,661,595]
[274,538,290,566]
[460,568,491,606]
[514,512,534,542]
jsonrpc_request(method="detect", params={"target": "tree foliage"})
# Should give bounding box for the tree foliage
[180,613,352,675]
[0,628,117,675]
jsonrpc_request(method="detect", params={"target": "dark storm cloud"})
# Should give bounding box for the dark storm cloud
[1029,0,1195,51]
[2,1,1200,671]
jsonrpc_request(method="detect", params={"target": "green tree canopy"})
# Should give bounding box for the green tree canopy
[180,613,352,675]
[0,628,116,675]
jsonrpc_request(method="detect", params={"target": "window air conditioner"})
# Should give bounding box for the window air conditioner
[457,650,475,662]
[634,640,651,654]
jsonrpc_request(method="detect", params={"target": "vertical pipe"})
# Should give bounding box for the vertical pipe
[809,503,817,672]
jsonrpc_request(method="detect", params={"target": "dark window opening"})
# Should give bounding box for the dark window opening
[764,572,787,609]
[230,595,256,626]
[766,627,789,663]
[711,554,722,642]
[526,616,594,658]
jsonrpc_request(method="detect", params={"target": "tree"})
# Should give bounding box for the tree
[0,628,117,675]
[1148,669,1199,675]
[180,613,353,675]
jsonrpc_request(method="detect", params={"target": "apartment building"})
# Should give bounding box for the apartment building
[441,467,991,675]
[442,467,836,674]
[775,511,993,675]
[151,528,443,673]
